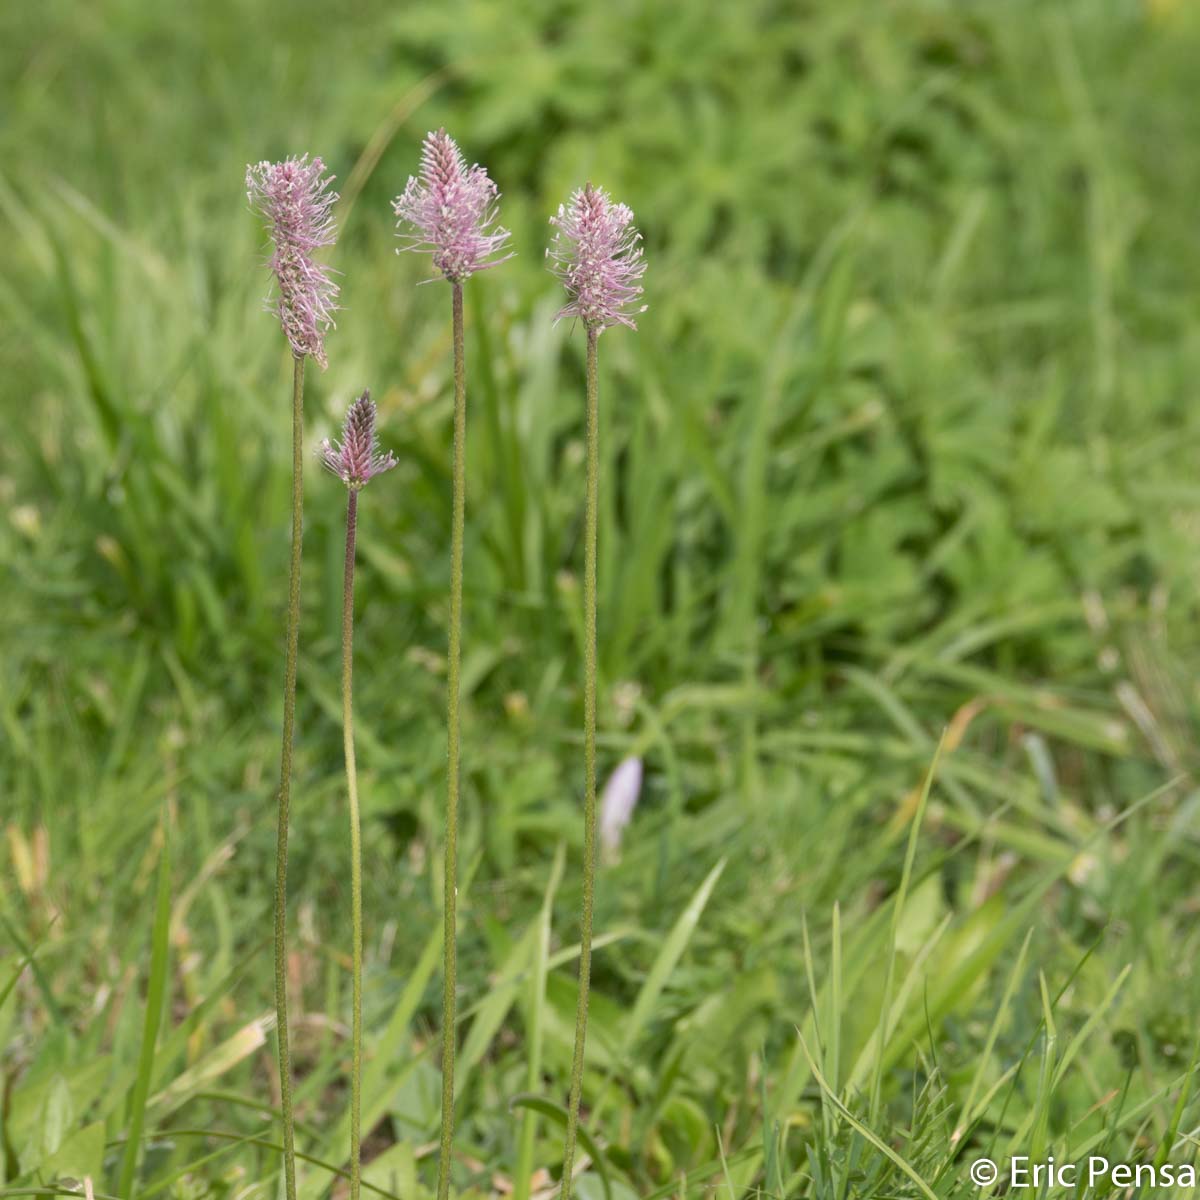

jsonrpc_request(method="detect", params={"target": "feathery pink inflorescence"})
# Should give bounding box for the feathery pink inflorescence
[547,184,647,333]
[392,130,513,283]
[246,155,340,368]
[319,391,397,489]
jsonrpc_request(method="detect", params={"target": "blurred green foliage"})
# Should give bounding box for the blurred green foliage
[4,0,1200,1196]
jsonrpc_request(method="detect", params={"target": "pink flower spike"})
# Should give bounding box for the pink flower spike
[392,129,514,283]
[546,183,647,333]
[246,155,340,368]
[319,391,398,489]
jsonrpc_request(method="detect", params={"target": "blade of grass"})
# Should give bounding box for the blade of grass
[1155,1033,1200,1168]
[514,846,565,1200]
[829,901,842,1101]
[623,857,727,1055]
[867,733,943,1124]
[320,897,448,1166]
[509,1096,610,1200]
[797,1034,938,1200]
[115,824,171,1199]
[952,926,1033,1142]
[106,1129,409,1200]
[588,858,727,1137]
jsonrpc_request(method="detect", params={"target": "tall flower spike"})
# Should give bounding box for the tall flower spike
[547,183,647,333]
[320,392,398,489]
[392,129,513,282]
[247,155,340,368]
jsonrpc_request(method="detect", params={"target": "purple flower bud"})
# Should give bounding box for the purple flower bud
[319,391,398,489]
[392,129,513,283]
[246,155,340,368]
[547,184,647,333]
[599,756,643,861]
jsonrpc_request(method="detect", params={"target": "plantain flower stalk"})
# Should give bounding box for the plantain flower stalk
[393,129,513,283]
[320,392,396,1200]
[547,183,647,333]
[247,155,340,368]
[546,183,646,1200]
[319,392,399,488]
[247,152,340,1200]
[392,129,512,1200]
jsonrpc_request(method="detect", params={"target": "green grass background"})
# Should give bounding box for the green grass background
[5,0,1200,1195]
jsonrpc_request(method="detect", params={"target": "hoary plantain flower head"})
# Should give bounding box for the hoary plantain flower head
[319,391,397,489]
[246,154,340,368]
[392,129,513,283]
[547,183,647,333]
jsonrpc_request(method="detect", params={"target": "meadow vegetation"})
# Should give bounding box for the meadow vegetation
[4,1,1200,1196]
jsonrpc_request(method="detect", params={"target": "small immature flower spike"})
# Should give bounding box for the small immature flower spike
[547,183,647,333]
[392,129,513,282]
[246,155,340,368]
[599,756,643,862]
[320,391,398,489]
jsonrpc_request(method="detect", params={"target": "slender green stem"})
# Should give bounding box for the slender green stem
[438,281,467,1200]
[561,326,600,1200]
[274,352,305,1200]
[341,488,363,1200]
